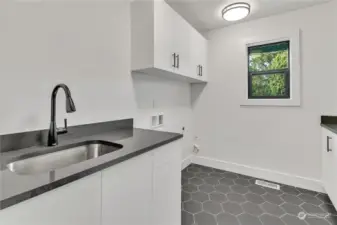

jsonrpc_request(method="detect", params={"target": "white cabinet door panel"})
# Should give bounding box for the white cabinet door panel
[102,152,153,225]
[322,128,337,206]
[153,140,182,225]
[190,30,207,81]
[174,16,192,78]
[153,0,176,73]
[0,173,101,225]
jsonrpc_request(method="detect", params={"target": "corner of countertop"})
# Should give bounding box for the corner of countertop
[321,115,337,134]
[321,115,337,125]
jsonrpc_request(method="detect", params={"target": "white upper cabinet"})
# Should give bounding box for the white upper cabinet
[190,28,208,81]
[152,0,176,74]
[173,13,192,78]
[131,0,208,83]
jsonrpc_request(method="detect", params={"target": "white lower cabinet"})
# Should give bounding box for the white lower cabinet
[322,128,337,205]
[102,140,182,225]
[0,140,182,225]
[0,173,101,225]
[152,140,182,225]
[101,152,153,225]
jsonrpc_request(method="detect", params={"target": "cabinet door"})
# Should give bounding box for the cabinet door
[0,173,101,225]
[190,31,208,81]
[153,140,182,225]
[199,37,208,81]
[153,0,176,73]
[322,128,337,205]
[102,152,153,225]
[173,15,192,78]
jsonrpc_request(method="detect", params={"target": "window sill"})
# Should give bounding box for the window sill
[241,98,301,107]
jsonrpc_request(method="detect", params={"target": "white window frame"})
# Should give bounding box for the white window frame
[241,29,301,107]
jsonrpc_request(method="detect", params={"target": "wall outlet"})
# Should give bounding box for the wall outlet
[158,114,164,126]
[151,113,164,129]
[151,115,158,128]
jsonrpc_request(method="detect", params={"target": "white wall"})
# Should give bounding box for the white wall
[133,73,194,159]
[0,0,136,134]
[193,1,337,187]
[0,0,194,157]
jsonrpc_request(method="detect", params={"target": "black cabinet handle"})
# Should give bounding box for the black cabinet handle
[327,136,332,152]
[172,53,176,68]
[176,54,180,69]
[197,65,203,77]
[200,65,203,76]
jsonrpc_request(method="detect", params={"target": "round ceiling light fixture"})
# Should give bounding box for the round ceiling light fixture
[222,2,251,21]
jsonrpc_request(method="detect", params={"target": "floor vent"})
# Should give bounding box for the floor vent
[255,180,280,190]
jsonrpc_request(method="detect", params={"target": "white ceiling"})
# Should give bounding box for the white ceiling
[166,0,332,32]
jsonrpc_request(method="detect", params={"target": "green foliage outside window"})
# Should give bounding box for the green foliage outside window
[251,74,287,97]
[248,41,290,98]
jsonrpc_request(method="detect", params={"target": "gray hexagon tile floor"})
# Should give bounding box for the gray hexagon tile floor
[182,164,337,225]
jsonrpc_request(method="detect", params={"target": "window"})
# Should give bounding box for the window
[242,29,301,106]
[248,41,290,99]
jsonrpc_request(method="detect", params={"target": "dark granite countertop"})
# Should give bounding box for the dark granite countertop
[321,116,337,134]
[0,125,183,209]
[321,124,337,134]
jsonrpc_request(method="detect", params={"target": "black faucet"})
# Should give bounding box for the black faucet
[48,84,76,146]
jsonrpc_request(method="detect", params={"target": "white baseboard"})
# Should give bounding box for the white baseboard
[181,155,194,170]
[193,156,325,193]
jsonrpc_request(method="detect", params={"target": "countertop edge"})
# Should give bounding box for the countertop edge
[321,123,337,134]
[0,133,183,210]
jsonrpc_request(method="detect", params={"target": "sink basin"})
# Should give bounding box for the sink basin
[7,140,123,175]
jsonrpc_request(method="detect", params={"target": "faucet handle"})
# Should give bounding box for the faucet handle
[57,118,68,135]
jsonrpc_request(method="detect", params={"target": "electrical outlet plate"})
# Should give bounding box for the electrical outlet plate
[151,115,158,128]
[151,113,164,129]
[158,113,164,126]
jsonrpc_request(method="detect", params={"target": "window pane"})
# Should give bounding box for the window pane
[250,73,289,98]
[249,41,289,72]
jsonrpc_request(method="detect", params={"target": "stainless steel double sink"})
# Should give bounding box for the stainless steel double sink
[6,141,123,175]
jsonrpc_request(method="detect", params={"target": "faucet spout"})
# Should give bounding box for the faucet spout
[48,84,76,146]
